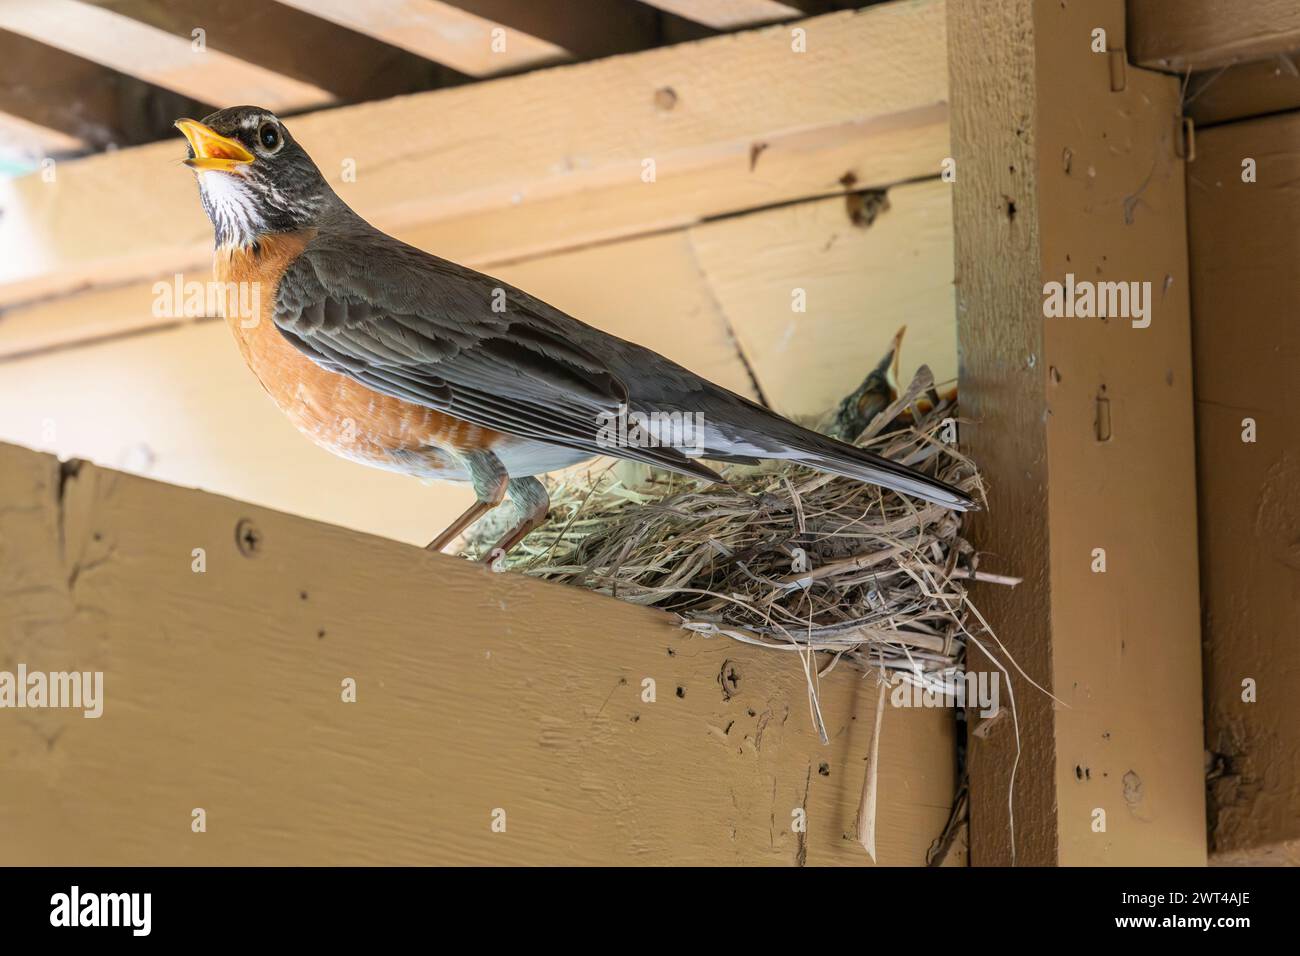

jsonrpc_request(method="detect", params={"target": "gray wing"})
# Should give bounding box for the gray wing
[272,226,722,480]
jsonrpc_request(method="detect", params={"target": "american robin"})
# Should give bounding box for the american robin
[176,107,973,557]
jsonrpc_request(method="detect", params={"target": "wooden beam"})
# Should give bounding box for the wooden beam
[0,112,86,169]
[1184,56,1300,127]
[637,0,800,29]
[438,0,665,61]
[1187,111,1300,862]
[0,4,950,345]
[0,440,958,865]
[949,0,1205,865]
[0,0,332,114]
[83,0,465,102]
[1129,0,1300,71]
[0,27,210,151]
[270,0,571,77]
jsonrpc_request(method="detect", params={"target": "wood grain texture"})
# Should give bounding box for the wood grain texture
[0,3,950,334]
[1129,0,1300,71]
[949,0,1205,865]
[947,0,1055,867]
[0,440,958,865]
[1187,112,1300,861]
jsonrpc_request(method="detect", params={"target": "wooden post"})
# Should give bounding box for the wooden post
[948,0,1205,864]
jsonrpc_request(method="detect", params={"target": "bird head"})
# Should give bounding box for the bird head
[175,106,333,248]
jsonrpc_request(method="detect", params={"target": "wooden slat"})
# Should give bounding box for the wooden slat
[429,0,665,62]
[83,0,464,102]
[0,0,332,113]
[1129,0,1300,71]
[0,440,958,865]
[0,27,209,152]
[271,0,571,77]
[638,0,800,29]
[1187,111,1300,863]
[949,0,1205,865]
[0,3,951,354]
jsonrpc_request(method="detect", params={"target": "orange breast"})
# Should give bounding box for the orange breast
[214,230,501,478]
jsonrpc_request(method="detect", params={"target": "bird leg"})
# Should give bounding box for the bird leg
[425,450,509,553]
[482,476,550,563]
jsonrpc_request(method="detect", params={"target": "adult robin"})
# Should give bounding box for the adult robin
[176,106,973,556]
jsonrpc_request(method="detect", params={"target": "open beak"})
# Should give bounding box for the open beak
[175,118,254,172]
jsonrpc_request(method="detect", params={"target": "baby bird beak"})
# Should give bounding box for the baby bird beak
[175,118,254,172]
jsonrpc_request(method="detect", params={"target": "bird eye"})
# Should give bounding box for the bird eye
[257,122,281,152]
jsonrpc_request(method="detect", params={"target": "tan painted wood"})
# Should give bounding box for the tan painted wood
[0,3,950,346]
[949,0,1205,865]
[0,0,333,114]
[1129,0,1300,71]
[1187,111,1300,862]
[1185,57,1300,126]
[271,0,571,76]
[0,440,958,865]
[692,179,955,419]
[638,0,800,29]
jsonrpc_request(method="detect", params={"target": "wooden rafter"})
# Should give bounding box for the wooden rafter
[270,0,572,77]
[637,0,801,29]
[0,3,951,357]
[0,111,86,168]
[0,0,333,113]
[1129,0,1300,71]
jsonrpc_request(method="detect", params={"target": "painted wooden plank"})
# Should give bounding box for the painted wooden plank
[1187,111,1300,863]
[0,440,958,865]
[949,0,1205,865]
[1129,0,1300,71]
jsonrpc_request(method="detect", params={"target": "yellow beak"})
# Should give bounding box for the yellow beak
[175,118,254,172]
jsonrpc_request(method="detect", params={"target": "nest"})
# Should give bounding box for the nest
[467,336,1028,859]
[475,342,1016,734]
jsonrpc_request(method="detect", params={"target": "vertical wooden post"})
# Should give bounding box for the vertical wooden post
[948,0,1205,865]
